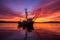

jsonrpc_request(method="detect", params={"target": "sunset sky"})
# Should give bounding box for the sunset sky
[0,0,60,22]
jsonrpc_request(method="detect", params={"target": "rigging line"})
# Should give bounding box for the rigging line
[33,13,40,21]
[33,13,38,21]
[33,8,41,21]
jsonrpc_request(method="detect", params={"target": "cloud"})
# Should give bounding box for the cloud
[0,0,23,19]
[32,0,60,17]
[0,0,60,21]
[0,6,21,19]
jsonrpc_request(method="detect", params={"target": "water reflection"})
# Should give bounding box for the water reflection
[34,23,60,33]
[0,23,60,40]
[0,23,60,33]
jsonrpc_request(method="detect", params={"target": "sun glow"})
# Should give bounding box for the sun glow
[35,11,60,22]
[0,11,60,22]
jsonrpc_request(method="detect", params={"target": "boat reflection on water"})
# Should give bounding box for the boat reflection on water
[0,23,60,40]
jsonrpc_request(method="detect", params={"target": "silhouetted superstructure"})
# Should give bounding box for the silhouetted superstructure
[26,18,34,32]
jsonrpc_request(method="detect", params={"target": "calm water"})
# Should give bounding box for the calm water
[0,23,60,40]
[0,23,60,33]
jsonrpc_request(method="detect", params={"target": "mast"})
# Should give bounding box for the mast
[25,8,28,20]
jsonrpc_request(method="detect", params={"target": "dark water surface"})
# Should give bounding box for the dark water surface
[0,23,60,40]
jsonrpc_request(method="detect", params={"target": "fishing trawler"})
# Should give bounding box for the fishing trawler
[18,8,34,32]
